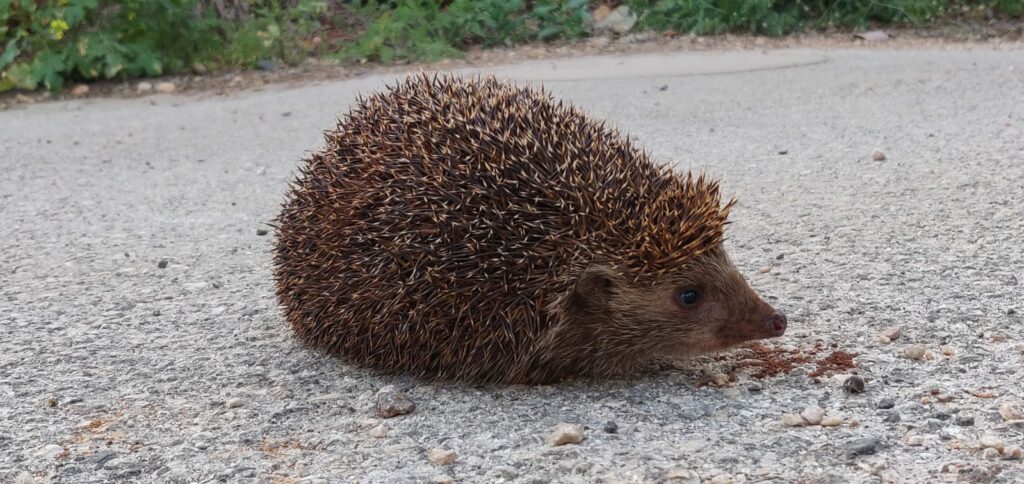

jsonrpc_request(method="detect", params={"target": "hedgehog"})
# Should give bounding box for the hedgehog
[273,73,787,384]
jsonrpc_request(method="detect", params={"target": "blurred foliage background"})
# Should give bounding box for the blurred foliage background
[1,0,1021,92]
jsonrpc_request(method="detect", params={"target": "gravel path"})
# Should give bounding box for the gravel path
[2,47,1023,483]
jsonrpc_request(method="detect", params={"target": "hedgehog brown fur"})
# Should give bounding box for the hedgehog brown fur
[274,73,787,384]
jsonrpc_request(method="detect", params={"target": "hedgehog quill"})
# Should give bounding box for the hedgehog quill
[273,74,787,384]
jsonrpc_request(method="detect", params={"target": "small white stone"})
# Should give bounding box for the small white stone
[368,424,388,438]
[979,434,1004,452]
[663,467,698,482]
[430,475,454,484]
[225,398,243,408]
[14,471,37,484]
[781,413,806,427]
[546,423,584,446]
[757,265,772,274]
[820,415,844,427]
[136,82,153,93]
[1003,446,1023,460]
[155,82,176,93]
[998,402,1024,421]
[902,344,926,360]
[800,405,826,425]
[876,335,891,344]
[982,447,1002,460]
[906,435,924,446]
[940,345,957,356]
[427,448,457,465]
[35,444,64,459]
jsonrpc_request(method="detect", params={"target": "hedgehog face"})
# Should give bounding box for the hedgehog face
[649,249,786,356]
[574,249,785,360]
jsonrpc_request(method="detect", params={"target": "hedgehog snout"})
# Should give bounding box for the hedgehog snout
[763,311,787,337]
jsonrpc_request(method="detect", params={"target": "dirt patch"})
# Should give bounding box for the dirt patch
[723,342,857,380]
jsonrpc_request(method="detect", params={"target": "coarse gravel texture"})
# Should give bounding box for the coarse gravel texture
[1,47,1023,483]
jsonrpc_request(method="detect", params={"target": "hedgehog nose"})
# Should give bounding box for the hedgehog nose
[764,311,787,337]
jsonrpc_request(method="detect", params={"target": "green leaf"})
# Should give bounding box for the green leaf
[42,70,63,91]
[537,25,561,40]
[0,38,20,71]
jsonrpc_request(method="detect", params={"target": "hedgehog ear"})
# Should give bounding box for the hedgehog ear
[569,265,616,309]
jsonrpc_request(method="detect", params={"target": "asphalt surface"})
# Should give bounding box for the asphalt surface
[2,47,1023,483]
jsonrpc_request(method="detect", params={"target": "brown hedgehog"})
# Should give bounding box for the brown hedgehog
[274,74,786,384]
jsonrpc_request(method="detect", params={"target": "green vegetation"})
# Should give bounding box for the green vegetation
[2,0,1021,93]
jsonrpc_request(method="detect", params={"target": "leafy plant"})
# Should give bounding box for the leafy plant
[1,0,220,91]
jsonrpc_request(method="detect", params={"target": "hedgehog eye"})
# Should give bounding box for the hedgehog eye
[678,290,699,305]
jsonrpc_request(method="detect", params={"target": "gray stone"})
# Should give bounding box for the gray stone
[845,438,880,458]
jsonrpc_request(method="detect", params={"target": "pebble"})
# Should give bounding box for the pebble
[375,386,415,418]
[982,447,1002,460]
[157,259,168,269]
[711,373,730,386]
[954,414,975,426]
[368,423,388,438]
[877,398,896,409]
[136,82,153,93]
[882,412,901,423]
[546,423,585,446]
[820,415,844,427]
[430,475,454,484]
[906,435,924,446]
[70,84,90,96]
[871,149,887,161]
[603,420,618,433]
[881,326,902,341]
[14,471,36,484]
[998,402,1023,421]
[1003,446,1023,460]
[936,394,954,403]
[800,405,826,425]
[489,466,518,479]
[845,437,879,458]
[256,229,269,236]
[939,345,957,356]
[781,413,806,427]
[35,444,64,460]
[843,375,866,394]
[902,344,926,360]
[427,448,457,465]
[757,265,772,273]
[156,82,176,94]
[225,398,244,408]
[979,434,1004,452]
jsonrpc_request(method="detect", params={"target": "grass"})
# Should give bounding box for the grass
[1,0,1022,92]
